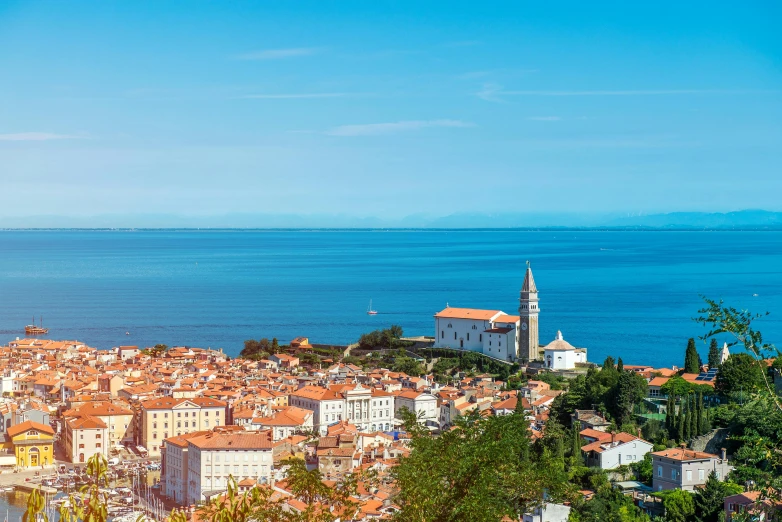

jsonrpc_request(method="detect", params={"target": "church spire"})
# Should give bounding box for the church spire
[522,262,538,293]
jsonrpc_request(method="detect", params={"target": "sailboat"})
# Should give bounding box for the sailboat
[367,299,378,315]
[25,316,48,335]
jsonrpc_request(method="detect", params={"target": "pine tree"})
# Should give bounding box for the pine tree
[684,338,700,373]
[707,338,720,369]
[617,357,624,373]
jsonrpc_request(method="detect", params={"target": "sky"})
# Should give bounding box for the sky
[1,1,781,222]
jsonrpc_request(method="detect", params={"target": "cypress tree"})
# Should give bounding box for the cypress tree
[684,395,695,440]
[677,396,685,441]
[708,339,720,369]
[617,357,624,373]
[665,395,674,433]
[684,338,701,374]
[700,394,710,434]
[571,427,584,465]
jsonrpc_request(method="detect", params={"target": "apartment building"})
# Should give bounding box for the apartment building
[393,391,438,428]
[161,431,209,505]
[63,415,110,463]
[185,430,274,505]
[140,397,227,456]
[61,401,135,448]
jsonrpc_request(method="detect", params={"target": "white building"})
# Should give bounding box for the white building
[433,266,542,362]
[394,391,438,428]
[542,331,587,370]
[581,433,653,470]
[523,503,572,522]
[63,415,110,464]
[185,430,274,505]
[289,383,395,436]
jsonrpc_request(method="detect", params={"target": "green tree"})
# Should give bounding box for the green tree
[662,489,695,522]
[661,376,693,398]
[609,371,647,426]
[677,397,685,442]
[631,453,653,486]
[570,425,584,466]
[392,356,424,376]
[572,485,649,522]
[715,353,764,398]
[683,395,692,440]
[707,338,720,369]
[685,338,701,374]
[271,337,280,353]
[693,471,741,522]
[392,409,571,522]
[617,357,624,373]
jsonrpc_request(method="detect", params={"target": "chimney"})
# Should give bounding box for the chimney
[721,448,727,460]
[611,431,616,444]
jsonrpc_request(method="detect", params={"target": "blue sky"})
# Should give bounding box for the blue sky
[1,1,781,220]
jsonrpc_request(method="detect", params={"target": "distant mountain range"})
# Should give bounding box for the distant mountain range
[2,210,782,229]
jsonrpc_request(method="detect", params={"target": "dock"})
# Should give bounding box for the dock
[12,482,58,495]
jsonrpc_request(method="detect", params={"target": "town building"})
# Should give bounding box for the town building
[185,430,274,505]
[651,447,733,492]
[161,431,209,505]
[6,420,55,469]
[62,401,135,450]
[289,383,394,436]
[252,406,313,441]
[63,415,110,463]
[140,397,227,456]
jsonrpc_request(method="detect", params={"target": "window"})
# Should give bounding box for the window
[698,469,705,481]
[96,433,101,439]
[153,423,157,429]
[657,466,662,477]
[185,412,189,418]
[234,453,239,462]
[204,411,209,416]
[686,470,692,481]
[441,331,444,339]
[96,443,101,448]
[153,433,157,439]
[153,413,157,419]
[164,413,168,418]
[467,333,470,341]
[671,469,677,480]
[454,332,457,340]
[164,423,168,429]
[177,421,181,428]
[479,334,482,342]
[177,412,181,418]
[205,420,209,427]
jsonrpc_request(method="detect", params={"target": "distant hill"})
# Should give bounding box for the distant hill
[602,210,782,229]
[2,210,782,229]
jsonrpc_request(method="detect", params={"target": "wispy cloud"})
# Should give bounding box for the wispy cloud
[234,47,322,60]
[327,120,474,137]
[239,93,349,99]
[527,116,562,121]
[476,84,777,102]
[0,132,81,141]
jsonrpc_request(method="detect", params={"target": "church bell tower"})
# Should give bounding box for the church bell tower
[518,262,540,362]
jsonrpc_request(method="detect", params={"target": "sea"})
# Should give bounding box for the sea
[0,229,780,368]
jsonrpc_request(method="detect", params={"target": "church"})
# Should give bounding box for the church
[433,265,587,366]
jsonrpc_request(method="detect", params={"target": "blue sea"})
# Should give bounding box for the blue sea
[0,229,780,367]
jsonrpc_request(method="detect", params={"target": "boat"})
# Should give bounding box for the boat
[25,316,49,335]
[367,299,378,315]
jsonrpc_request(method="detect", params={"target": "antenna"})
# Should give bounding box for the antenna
[526,260,530,269]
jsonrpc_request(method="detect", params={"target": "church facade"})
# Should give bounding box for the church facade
[433,266,542,362]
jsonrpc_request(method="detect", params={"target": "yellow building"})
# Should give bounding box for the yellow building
[7,420,55,469]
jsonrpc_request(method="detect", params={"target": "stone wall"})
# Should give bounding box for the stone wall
[690,428,730,454]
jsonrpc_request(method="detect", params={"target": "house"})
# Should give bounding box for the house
[161,430,210,505]
[542,331,587,370]
[270,354,299,370]
[394,391,438,428]
[6,420,55,469]
[581,432,653,470]
[651,447,733,492]
[253,406,313,441]
[724,491,774,522]
[572,410,611,432]
[317,433,360,477]
[289,383,394,435]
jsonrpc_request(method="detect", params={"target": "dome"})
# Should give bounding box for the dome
[543,330,576,351]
